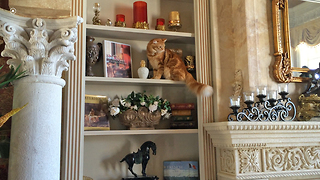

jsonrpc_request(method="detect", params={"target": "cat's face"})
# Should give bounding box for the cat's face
[148,38,167,53]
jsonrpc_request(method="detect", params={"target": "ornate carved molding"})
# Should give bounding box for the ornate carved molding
[207,122,320,179]
[236,171,320,180]
[205,121,320,132]
[265,146,320,172]
[0,8,83,80]
[219,149,235,174]
[238,149,261,174]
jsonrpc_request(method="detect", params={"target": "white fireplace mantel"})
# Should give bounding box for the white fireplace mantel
[204,121,320,180]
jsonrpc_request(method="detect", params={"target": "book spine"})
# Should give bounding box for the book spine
[170,121,197,129]
[171,110,192,116]
[170,103,195,110]
[172,115,193,121]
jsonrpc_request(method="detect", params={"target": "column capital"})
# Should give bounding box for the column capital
[0,8,83,78]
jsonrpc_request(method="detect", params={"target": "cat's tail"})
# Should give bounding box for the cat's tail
[185,72,213,97]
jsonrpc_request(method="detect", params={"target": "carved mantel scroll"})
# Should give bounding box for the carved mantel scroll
[204,122,320,179]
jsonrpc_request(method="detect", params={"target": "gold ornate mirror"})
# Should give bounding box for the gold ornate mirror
[272,0,320,83]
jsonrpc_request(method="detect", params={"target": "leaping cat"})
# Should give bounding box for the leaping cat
[146,38,213,97]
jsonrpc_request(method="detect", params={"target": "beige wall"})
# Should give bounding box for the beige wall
[212,0,308,122]
[8,0,71,18]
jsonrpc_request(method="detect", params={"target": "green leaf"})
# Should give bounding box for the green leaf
[0,64,27,89]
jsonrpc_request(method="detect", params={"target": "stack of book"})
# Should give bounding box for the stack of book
[170,103,197,129]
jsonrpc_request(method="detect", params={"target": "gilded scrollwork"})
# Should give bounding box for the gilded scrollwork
[272,0,309,83]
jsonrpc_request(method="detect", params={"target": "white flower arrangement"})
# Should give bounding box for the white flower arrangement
[109,91,171,119]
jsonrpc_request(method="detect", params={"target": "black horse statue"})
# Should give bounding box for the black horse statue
[120,141,157,177]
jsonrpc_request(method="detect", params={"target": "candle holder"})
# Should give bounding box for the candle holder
[115,14,126,27]
[155,18,165,31]
[133,1,149,29]
[92,3,102,25]
[243,92,254,109]
[168,11,182,31]
[227,85,296,122]
[227,96,241,121]
[256,86,267,103]
[278,83,289,100]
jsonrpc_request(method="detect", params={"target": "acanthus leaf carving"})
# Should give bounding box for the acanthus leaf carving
[0,14,81,78]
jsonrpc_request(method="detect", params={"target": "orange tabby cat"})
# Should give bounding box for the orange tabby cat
[146,38,213,97]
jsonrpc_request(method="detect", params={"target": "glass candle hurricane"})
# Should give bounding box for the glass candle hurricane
[133,1,149,29]
[156,18,165,30]
[278,83,289,99]
[115,14,126,27]
[243,92,254,108]
[256,86,267,102]
[230,96,241,107]
[168,11,182,31]
[116,14,125,22]
[267,90,278,106]
[229,96,240,115]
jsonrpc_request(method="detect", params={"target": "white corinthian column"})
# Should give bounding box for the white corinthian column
[0,8,82,180]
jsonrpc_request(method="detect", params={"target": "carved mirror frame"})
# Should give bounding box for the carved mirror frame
[272,0,310,83]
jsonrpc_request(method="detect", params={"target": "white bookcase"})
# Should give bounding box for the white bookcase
[62,0,214,180]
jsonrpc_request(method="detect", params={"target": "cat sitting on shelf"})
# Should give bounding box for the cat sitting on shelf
[146,38,213,97]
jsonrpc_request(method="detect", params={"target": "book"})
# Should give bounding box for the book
[170,121,197,129]
[172,115,193,121]
[103,40,132,78]
[170,103,195,110]
[84,95,110,130]
[164,161,199,180]
[171,109,192,116]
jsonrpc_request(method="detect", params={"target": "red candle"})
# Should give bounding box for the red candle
[116,14,125,22]
[133,1,147,23]
[156,18,165,26]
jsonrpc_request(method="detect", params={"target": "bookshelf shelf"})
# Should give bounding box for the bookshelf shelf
[86,24,195,44]
[85,76,185,86]
[84,129,198,136]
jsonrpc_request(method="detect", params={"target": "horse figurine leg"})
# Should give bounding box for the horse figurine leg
[128,164,137,177]
[120,154,138,177]
[141,157,149,176]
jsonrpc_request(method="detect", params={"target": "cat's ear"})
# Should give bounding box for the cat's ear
[162,38,167,43]
[153,40,158,44]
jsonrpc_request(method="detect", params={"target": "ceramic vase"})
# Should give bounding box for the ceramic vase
[138,60,149,79]
[86,36,101,76]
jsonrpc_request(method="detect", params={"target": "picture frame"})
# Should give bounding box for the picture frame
[102,40,132,78]
[84,95,110,130]
[163,161,199,180]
